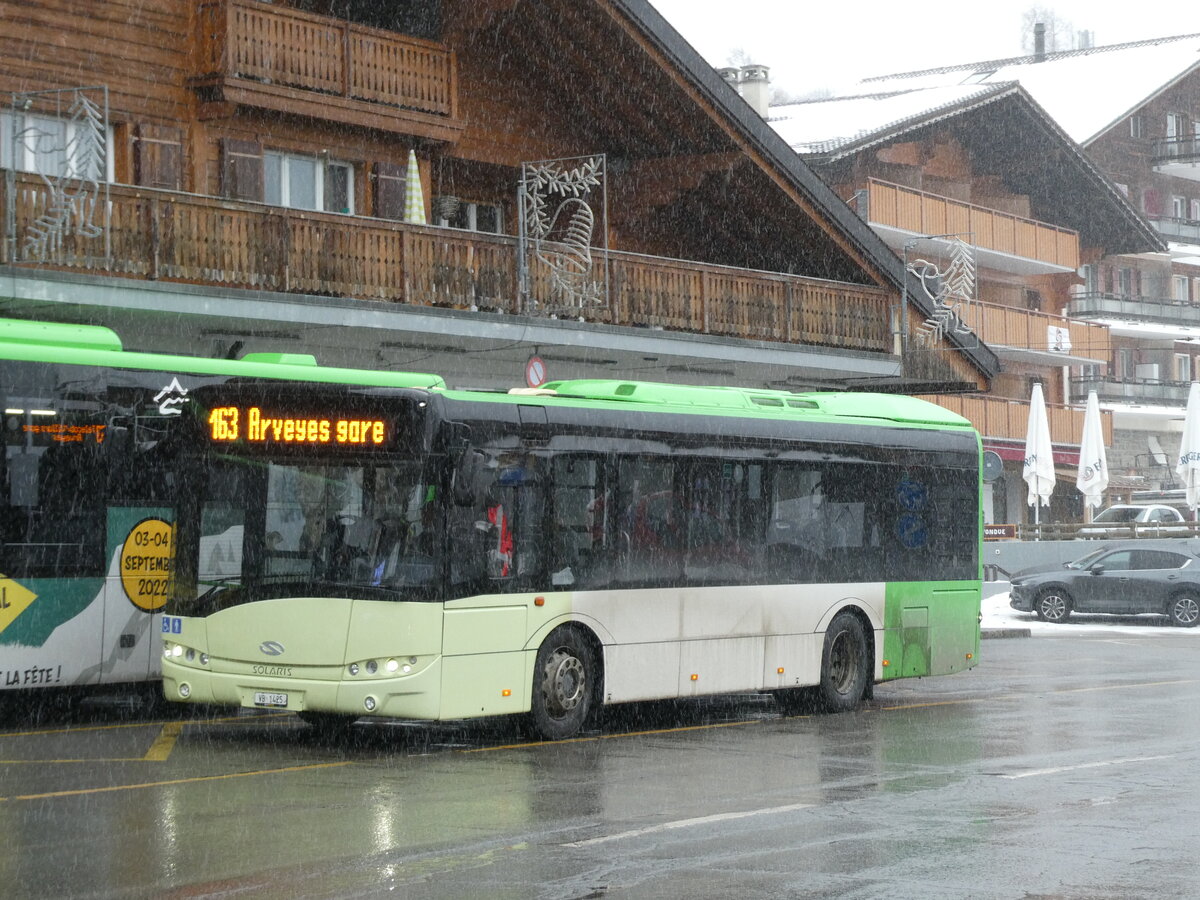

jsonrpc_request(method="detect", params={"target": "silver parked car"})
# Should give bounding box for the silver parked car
[1009,545,1200,626]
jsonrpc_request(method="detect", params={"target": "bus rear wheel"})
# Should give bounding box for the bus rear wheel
[817,612,870,713]
[529,626,597,741]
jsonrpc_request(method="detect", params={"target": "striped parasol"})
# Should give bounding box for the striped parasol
[404,149,426,224]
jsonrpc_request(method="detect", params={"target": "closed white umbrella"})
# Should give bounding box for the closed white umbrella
[1075,390,1109,513]
[1176,381,1200,514]
[1022,382,1055,524]
[404,149,426,224]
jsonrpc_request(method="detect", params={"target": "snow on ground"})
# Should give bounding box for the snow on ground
[982,589,1200,636]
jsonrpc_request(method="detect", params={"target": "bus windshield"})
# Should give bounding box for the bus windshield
[175,456,441,612]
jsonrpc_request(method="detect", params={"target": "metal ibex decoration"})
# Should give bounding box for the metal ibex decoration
[906,236,977,347]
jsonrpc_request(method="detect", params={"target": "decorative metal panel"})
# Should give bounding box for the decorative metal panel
[6,86,110,265]
[517,155,608,315]
[904,235,979,349]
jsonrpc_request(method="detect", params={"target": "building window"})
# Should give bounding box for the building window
[1176,354,1192,383]
[1173,196,1188,219]
[434,198,502,234]
[1118,348,1136,379]
[1129,115,1143,138]
[0,110,113,181]
[1079,263,1098,294]
[1117,267,1135,298]
[1174,275,1190,303]
[1191,199,1200,222]
[1168,113,1186,138]
[263,151,354,214]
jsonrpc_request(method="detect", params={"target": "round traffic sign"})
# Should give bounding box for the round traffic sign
[526,356,548,388]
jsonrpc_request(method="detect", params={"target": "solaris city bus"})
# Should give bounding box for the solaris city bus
[0,317,441,699]
[157,360,983,740]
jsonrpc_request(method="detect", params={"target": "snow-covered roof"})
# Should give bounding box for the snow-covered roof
[769,83,1012,155]
[856,33,1200,146]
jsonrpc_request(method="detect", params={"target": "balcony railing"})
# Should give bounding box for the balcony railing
[1071,375,1191,407]
[193,0,460,137]
[0,174,893,354]
[959,299,1109,363]
[1152,136,1200,166]
[1145,216,1200,243]
[1068,291,1200,329]
[914,393,1112,445]
[859,178,1079,271]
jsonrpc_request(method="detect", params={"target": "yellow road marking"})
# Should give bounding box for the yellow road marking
[142,721,183,761]
[0,712,288,740]
[0,760,352,802]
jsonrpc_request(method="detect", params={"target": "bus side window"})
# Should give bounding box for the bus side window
[550,455,605,587]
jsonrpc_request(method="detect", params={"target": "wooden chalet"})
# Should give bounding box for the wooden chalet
[0,0,996,390]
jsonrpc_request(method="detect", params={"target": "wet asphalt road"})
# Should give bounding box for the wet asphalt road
[2,629,1200,900]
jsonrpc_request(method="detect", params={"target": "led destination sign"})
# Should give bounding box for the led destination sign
[208,406,389,447]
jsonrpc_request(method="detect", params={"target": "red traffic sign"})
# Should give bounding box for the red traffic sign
[525,356,548,388]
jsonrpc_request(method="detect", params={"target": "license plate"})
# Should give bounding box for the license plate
[253,691,288,708]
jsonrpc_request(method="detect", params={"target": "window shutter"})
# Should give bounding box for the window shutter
[133,124,183,190]
[1143,188,1162,217]
[373,161,406,220]
[221,138,264,202]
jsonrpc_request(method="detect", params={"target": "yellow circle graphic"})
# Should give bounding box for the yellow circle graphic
[120,518,175,612]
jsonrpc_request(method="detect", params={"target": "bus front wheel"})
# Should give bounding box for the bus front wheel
[529,626,598,741]
[817,612,870,713]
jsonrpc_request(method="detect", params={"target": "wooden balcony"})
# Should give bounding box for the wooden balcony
[0,174,893,354]
[914,393,1112,446]
[860,178,1079,273]
[960,299,1109,364]
[192,0,463,141]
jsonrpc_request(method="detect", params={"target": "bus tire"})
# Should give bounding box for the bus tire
[817,611,870,713]
[529,626,598,741]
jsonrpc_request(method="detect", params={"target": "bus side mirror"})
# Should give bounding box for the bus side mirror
[452,450,487,507]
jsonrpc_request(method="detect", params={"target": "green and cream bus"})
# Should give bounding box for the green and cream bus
[159,367,983,740]
[0,317,441,699]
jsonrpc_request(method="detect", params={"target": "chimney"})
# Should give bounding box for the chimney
[1034,23,1046,61]
[716,66,740,89]
[738,64,771,118]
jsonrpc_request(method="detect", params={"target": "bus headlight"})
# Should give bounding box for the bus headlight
[178,682,191,699]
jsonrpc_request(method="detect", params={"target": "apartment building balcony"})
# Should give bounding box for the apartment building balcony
[914,393,1112,450]
[0,173,893,354]
[192,0,464,142]
[959,299,1109,366]
[1067,291,1200,332]
[854,178,1080,276]
[1152,137,1200,182]
[1070,375,1191,408]
[1145,215,1200,244]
